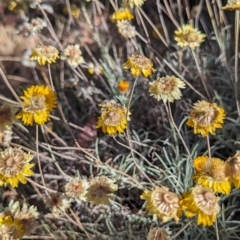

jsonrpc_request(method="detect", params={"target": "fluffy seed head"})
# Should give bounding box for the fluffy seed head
[85,176,118,205]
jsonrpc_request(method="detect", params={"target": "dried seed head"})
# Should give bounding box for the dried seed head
[117,20,136,39]
[0,126,13,147]
[147,227,169,240]
[65,177,89,201]
[225,152,240,178]
[45,192,71,216]
[85,176,118,205]
[0,105,13,127]
[192,185,220,215]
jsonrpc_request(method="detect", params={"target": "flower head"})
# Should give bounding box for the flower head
[174,24,206,49]
[117,20,136,39]
[111,8,134,22]
[4,200,39,235]
[63,4,81,18]
[180,185,220,226]
[186,100,225,137]
[140,187,182,223]
[123,0,146,8]
[225,152,240,188]
[30,45,59,65]
[25,17,47,35]
[45,192,71,216]
[123,54,155,77]
[118,80,130,93]
[96,102,130,135]
[0,147,34,188]
[222,0,240,10]
[85,176,118,205]
[193,156,231,195]
[0,104,14,128]
[88,62,103,75]
[149,75,186,103]
[8,0,27,13]
[61,44,84,67]
[147,227,169,240]
[64,177,89,201]
[16,85,57,125]
[0,216,24,240]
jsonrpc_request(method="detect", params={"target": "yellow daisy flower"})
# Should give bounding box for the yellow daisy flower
[111,8,134,22]
[118,80,130,93]
[140,187,182,223]
[225,152,240,188]
[0,147,34,188]
[0,216,24,240]
[186,100,226,137]
[63,4,81,18]
[61,44,84,68]
[16,85,57,125]
[85,176,118,205]
[180,185,220,226]
[222,0,240,10]
[193,156,231,195]
[6,200,39,235]
[149,75,186,103]
[123,54,155,77]
[96,102,129,135]
[30,45,59,65]
[123,0,146,8]
[174,24,206,49]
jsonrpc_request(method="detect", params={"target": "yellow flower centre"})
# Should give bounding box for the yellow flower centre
[192,106,218,126]
[202,159,226,181]
[183,31,199,42]
[104,110,123,126]
[23,94,46,113]
[130,54,152,68]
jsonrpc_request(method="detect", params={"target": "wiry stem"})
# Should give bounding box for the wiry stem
[206,135,212,159]
[126,77,155,186]
[165,102,192,161]
[234,10,240,116]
